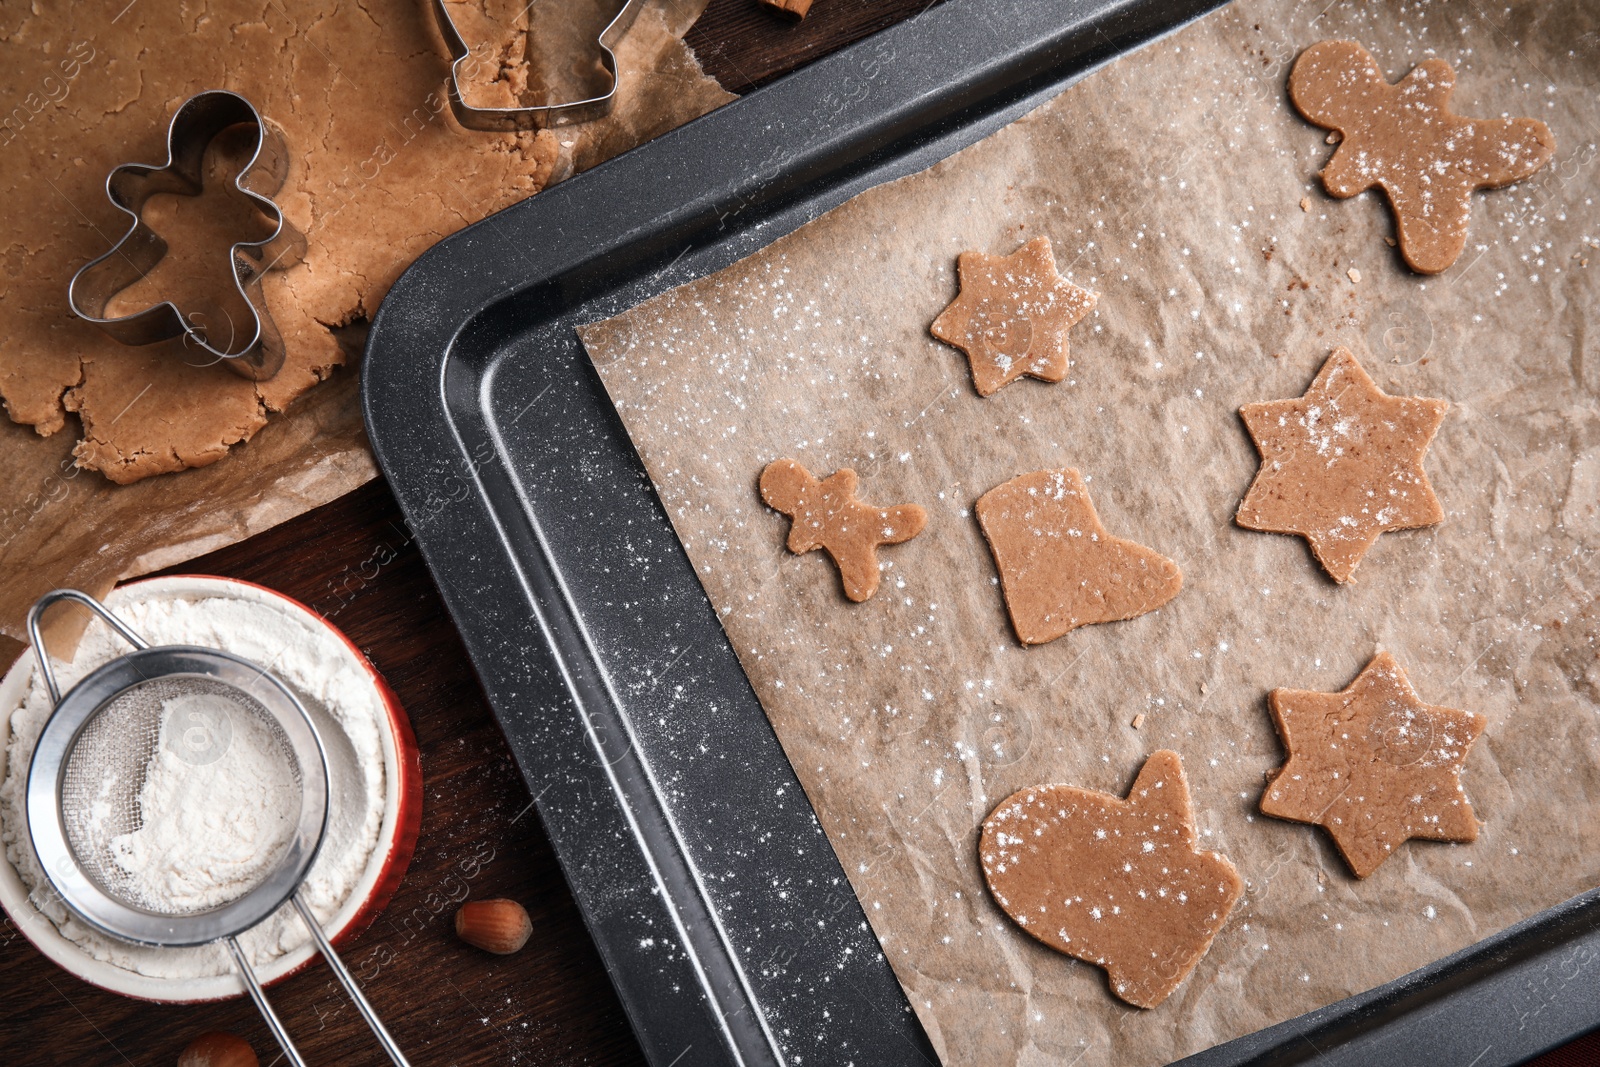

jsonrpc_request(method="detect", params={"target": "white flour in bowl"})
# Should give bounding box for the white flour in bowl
[0,588,387,978]
[108,690,302,914]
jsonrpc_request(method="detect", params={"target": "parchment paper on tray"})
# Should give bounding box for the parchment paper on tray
[579,2,1600,1063]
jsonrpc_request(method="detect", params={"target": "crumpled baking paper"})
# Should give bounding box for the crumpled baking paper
[580,1,1600,1062]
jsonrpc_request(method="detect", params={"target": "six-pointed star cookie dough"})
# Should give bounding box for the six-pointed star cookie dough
[1289,39,1555,274]
[1260,651,1486,878]
[1236,347,1448,583]
[760,458,927,603]
[930,236,1098,397]
[977,469,1182,645]
[980,750,1243,1009]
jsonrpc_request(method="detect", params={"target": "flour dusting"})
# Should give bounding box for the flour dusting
[107,692,301,914]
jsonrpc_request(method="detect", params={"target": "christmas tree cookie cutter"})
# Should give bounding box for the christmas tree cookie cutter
[67,90,304,381]
[429,0,649,131]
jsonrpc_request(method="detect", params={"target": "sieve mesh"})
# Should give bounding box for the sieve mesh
[58,675,303,917]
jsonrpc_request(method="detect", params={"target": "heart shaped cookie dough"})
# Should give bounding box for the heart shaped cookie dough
[980,750,1242,1009]
[976,469,1182,645]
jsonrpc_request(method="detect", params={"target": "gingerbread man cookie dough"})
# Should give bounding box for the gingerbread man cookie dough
[980,750,1243,1009]
[1237,347,1448,583]
[1260,651,1486,877]
[931,236,1097,397]
[759,459,927,603]
[977,469,1181,645]
[1289,39,1555,274]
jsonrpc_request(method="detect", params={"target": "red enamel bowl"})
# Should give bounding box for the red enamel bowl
[0,575,422,1002]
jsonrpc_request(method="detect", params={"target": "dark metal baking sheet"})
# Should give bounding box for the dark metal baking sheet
[361,1,1600,1064]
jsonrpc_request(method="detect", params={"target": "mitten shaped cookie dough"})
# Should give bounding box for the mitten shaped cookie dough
[981,750,1243,1009]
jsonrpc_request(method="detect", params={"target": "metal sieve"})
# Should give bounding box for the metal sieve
[24,589,411,1067]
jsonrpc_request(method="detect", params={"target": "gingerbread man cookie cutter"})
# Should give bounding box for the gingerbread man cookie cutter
[67,90,304,381]
[429,0,648,131]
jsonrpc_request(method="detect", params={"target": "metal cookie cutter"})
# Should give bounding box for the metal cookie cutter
[430,0,648,131]
[67,90,305,381]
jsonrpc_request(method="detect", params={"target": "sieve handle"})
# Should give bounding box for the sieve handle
[26,589,151,705]
[225,936,310,1067]
[292,892,414,1066]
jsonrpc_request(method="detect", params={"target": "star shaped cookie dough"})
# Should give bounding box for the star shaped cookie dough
[1289,40,1555,274]
[759,458,926,603]
[1260,652,1486,878]
[931,236,1097,397]
[1236,347,1448,583]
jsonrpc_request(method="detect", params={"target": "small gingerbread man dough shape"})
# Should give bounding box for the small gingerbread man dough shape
[760,459,927,603]
[977,469,1182,645]
[931,236,1098,396]
[1260,651,1487,877]
[1289,39,1555,274]
[1236,347,1448,583]
[980,750,1244,1009]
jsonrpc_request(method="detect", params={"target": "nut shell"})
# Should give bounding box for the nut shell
[178,1031,258,1067]
[455,898,533,955]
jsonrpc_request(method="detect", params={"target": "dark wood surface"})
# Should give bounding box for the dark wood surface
[686,0,941,93]
[0,476,645,1067]
[2,3,1597,1066]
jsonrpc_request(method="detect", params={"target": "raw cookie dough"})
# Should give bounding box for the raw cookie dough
[976,469,1181,645]
[930,236,1097,397]
[759,459,927,603]
[979,750,1243,1009]
[580,1,1600,1061]
[0,0,732,482]
[1260,651,1486,878]
[757,0,813,21]
[1236,347,1448,583]
[1289,39,1555,275]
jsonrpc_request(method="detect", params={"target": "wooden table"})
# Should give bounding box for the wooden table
[3,3,1597,1065]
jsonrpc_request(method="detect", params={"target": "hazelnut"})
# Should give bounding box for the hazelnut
[455,898,532,955]
[178,1031,257,1067]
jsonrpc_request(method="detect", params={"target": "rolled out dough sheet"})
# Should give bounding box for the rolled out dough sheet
[0,0,732,643]
[580,1,1600,1063]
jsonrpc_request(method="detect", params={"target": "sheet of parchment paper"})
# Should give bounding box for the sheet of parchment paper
[579,2,1600,1063]
[0,0,733,644]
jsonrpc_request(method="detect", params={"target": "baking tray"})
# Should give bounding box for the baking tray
[360,1,1600,1064]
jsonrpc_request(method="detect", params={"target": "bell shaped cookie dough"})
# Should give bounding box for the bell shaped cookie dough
[980,750,1243,1009]
[760,458,926,603]
[1260,651,1486,878]
[976,469,1181,645]
[1289,39,1555,274]
[931,236,1097,396]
